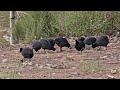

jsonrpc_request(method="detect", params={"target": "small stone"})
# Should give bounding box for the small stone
[71,72,78,75]
[72,67,76,69]
[35,64,39,67]
[45,66,52,70]
[46,64,52,66]
[2,59,8,63]
[27,62,33,65]
[18,72,21,75]
[52,73,56,75]
[116,31,120,37]
[57,64,66,69]
[1,55,4,57]
[92,69,96,72]
[110,69,119,74]
[50,65,57,68]
[39,65,44,69]
[98,77,102,79]
[107,74,115,79]
[100,56,107,59]
[22,62,27,65]
[80,60,84,62]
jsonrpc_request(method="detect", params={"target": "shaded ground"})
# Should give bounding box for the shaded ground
[0,37,120,79]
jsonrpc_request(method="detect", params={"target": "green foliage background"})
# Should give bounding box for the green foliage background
[13,11,120,43]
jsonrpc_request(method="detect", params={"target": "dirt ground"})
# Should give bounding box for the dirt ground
[0,37,120,79]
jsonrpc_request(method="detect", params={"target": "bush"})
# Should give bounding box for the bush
[13,11,120,43]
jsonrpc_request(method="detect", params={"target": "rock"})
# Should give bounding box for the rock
[1,55,4,57]
[57,54,61,57]
[98,77,102,79]
[2,59,7,63]
[39,65,44,69]
[56,64,66,69]
[22,61,27,65]
[107,74,116,79]
[92,69,96,72]
[66,55,74,61]
[50,64,66,69]
[71,72,78,75]
[45,64,52,67]
[35,64,39,67]
[45,64,66,69]
[72,67,76,69]
[17,72,21,75]
[45,66,52,70]
[110,69,119,74]
[27,62,33,66]
[80,60,84,62]
[116,31,120,37]
[52,73,56,75]
[50,65,57,68]
[100,56,107,59]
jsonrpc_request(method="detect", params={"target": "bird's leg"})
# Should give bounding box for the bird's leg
[106,46,107,50]
[60,47,62,52]
[69,46,72,49]
[77,50,81,54]
[37,50,40,54]
[80,48,84,54]
[21,58,25,63]
[98,46,101,51]
[48,50,51,53]
[99,46,102,50]
[44,49,46,54]
[43,49,45,53]
[28,58,32,65]
[81,51,83,54]
[22,58,27,65]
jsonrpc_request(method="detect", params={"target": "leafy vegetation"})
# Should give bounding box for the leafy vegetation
[13,11,120,43]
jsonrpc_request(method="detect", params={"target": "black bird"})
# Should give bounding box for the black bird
[47,38,56,52]
[55,37,70,52]
[78,37,85,42]
[32,40,42,52]
[83,36,96,49]
[39,39,56,53]
[92,35,109,50]
[84,36,96,45]
[75,39,85,52]
[20,47,34,63]
[48,39,55,47]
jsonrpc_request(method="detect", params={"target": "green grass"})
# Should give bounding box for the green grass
[0,11,10,45]
[0,11,9,29]
[80,60,101,74]
[13,11,120,43]
[0,60,22,79]
[1,70,19,79]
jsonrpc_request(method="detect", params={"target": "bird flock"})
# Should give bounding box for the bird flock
[20,35,109,65]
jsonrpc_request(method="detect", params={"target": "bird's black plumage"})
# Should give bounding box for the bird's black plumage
[32,40,42,52]
[20,47,34,62]
[92,35,109,49]
[39,39,56,51]
[55,37,70,52]
[78,37,85,42]
[84,37,96,45]
[75,39,85,51]
[48,39,55,47]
